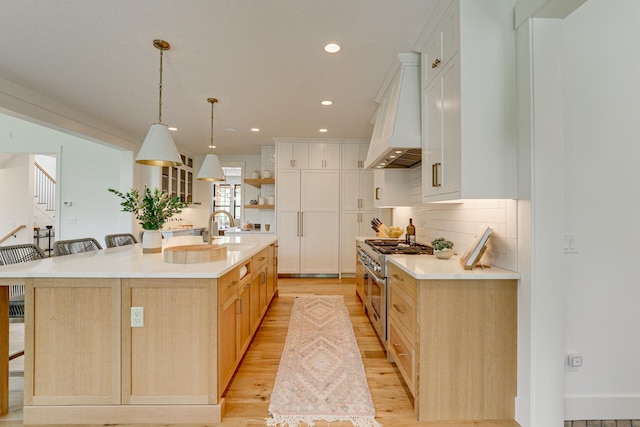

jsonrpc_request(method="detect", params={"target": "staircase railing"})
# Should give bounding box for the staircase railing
[34,162,56,212]
[0,224,26,245]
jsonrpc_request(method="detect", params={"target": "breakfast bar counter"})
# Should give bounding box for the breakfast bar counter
[0,235,278,425]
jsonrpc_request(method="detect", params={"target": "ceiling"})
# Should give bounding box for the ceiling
[0,0,437,156]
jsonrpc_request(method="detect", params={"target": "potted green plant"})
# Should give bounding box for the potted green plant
[108,187,188,253]
[431,237,454,259]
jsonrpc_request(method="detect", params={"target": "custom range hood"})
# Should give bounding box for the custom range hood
[364,52,421,169]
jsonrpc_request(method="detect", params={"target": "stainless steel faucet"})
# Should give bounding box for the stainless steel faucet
[208,210,235,244]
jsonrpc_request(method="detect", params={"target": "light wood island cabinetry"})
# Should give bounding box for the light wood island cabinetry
[2,235,279,425]
[386,259,518,423]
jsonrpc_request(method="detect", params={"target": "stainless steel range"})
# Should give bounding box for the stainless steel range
[358,239,432,346]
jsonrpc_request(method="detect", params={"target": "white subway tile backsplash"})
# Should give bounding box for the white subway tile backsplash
[401,192,517,271]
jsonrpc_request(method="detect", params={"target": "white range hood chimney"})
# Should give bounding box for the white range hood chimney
[364,52,421,169]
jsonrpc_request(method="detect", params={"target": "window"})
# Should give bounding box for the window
[213,184,241,227]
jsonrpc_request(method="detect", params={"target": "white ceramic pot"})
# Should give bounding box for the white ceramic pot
[259,197,266,205]
[434,248,454,259]
[262,170,272,179]
[142,229,162,254]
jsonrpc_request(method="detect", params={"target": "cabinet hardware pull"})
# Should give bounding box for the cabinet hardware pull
[300,212,304,237]
[392,343,407,357]
[297,212,300,237]
[237,298,242,314]
[431,58,441,68]
[261,271,266,284]
[435,162,441,187]
[228,280,238,287]
[375,187,380,200]
[392,274,404,282]
[258,257,266,261]
[393,303,405,314]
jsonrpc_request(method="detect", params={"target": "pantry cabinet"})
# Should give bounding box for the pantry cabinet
[341,142,369,170]
[277,169,339,274]
[419,0,516,202]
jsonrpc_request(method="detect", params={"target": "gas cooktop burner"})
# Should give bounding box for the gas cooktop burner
[364,239,433,255]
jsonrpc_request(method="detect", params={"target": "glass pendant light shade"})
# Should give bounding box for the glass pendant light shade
[197,97,225,181]
[136,123,183,166]
[135,39,183,167]
[197,153,225,181]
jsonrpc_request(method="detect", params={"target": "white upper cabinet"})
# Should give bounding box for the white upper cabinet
[418,0,516,202]
[277,142,309,170]
[341,142,369,170]
[374,169,411,208]
[308,143,340,169]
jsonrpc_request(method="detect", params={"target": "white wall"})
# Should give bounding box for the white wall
[0,112,134,243]
[562,0,640,419]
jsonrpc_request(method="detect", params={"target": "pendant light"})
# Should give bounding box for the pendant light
[135,39,183,167]
[197,98,225,181]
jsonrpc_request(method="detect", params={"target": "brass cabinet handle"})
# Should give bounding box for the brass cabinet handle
[392,273,404,282]
[431,58,441,69]
[258,256,266,261]
[228,280,238,288]
[236,298,242,314]
[432,162,442,187]
[393,343,407,357]
[392,303,405,314]
[375,187,380,200]
[260,271,266,284]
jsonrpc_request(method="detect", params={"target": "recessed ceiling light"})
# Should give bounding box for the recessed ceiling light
[324,43,341,53]
[224,127,238,132]
[209,145,216,149]
[321,100,333,106]
[394,150,403,154]
[168,127,178,131]
[319,128,328,133]
[390,155,397,158]
[251,128,260,132]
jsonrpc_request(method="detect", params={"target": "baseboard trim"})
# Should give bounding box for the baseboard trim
[565,396,640,420]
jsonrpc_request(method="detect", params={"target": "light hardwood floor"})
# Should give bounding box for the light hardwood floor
[1,278,518,427]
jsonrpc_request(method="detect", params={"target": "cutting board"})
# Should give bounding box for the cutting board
[163,244,228,264]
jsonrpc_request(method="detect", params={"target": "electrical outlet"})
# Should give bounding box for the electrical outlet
[131,307,144,327]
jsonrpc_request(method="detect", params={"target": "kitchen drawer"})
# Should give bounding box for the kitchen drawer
[219,267,240,305]
[389,281,416,342]
[388,264,417,301]
[252,247,269,276]
[388,321,416,397]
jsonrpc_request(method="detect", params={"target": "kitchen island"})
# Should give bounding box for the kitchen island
[0,234,278,425]
[386,254,518,423]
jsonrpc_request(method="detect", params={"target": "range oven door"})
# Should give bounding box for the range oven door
[364,265,387,344]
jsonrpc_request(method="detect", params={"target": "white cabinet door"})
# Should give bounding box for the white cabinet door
[341,170,360,211]
[360,170,375,210]
[300,170,339,274]
[300,211,339,274]
[276,210,300,274]
[276,170,301,274]
[308,143,340,169]
[341,143,369,170]
[374,169,411,207]
[277,142,308,170]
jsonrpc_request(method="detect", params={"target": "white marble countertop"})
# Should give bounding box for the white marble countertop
[0,234,277,279]
[388,254,520,280]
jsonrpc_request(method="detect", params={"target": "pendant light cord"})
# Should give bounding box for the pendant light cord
[158,48,164,124]
[210,101,215,154]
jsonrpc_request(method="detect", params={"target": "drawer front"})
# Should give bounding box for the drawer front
[388,321,416,396]
[388,264,417,300]
[252,247,269,274]
[219,268,240,305]
[389,282,416,341]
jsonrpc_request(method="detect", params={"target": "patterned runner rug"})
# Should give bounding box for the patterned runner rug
[266,295,380,427]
